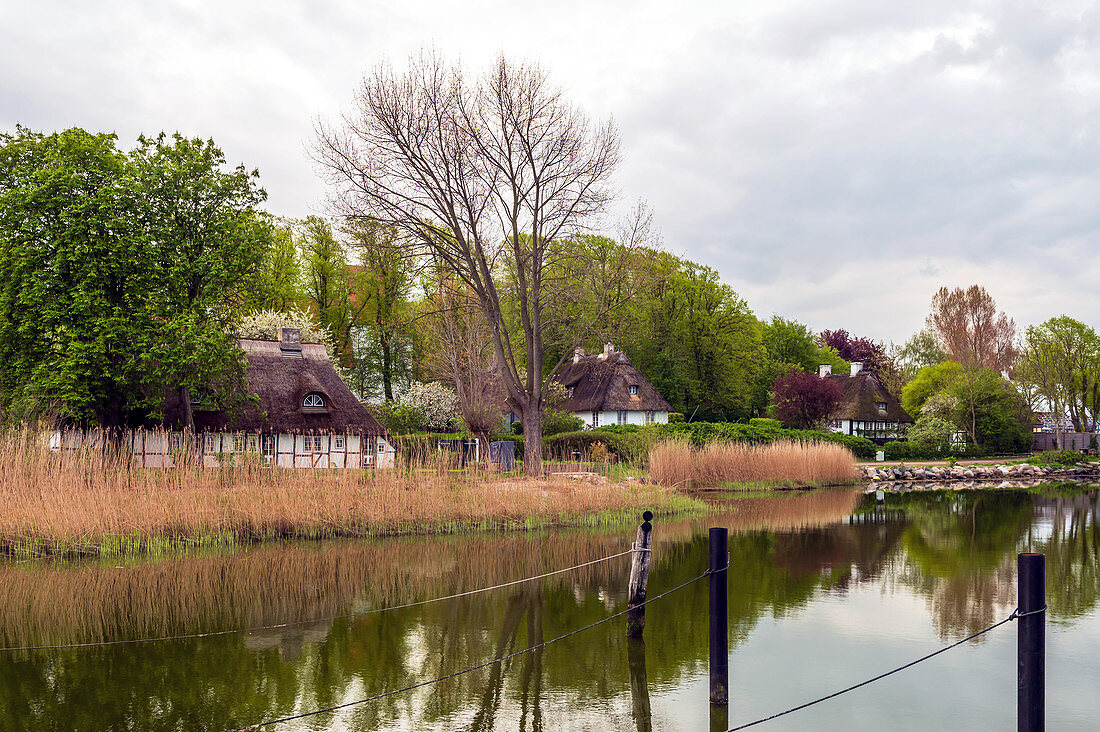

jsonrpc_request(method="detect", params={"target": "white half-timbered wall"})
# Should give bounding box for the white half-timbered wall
[49,430,395,469]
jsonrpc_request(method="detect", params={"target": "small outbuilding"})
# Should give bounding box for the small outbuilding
[553,343,673,429]
[821,362,912,444]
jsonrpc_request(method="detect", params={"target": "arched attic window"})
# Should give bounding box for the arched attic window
[628,385,639,395]
[302,392,327,411]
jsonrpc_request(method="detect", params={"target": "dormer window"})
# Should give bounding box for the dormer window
[568,386,575,398]
[876,401,888,414]
[628,385,639,395]
[302,393,326,410]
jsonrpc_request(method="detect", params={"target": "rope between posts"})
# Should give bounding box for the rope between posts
[725,605,1044,731]
[0,548,637,652]
[223,565,721,732]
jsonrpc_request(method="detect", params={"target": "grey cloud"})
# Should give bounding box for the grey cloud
[4,0,1100,341]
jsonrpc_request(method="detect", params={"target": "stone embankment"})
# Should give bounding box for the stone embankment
[862,461,1100,486]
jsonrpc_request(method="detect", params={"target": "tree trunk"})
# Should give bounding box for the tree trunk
[179,386,195,431]
[379,331,393,401]
[521,406,543,476]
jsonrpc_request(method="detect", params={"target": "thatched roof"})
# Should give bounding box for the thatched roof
[555,347,672,413]
[827,371,912,423]
[157,338,386,434]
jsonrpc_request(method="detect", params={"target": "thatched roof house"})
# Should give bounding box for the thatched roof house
[160,336,386,436]
[555,343,672,429]
[821,362,912,443]
[136,328,391,468]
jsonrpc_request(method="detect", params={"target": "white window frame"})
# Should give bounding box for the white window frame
[233,434,245,452]
[617,410,628,424]
[303,393,325,409]
[333,435,345,451]
[168,433,182,451]
[628,385,638,395]
[204,434,215,452]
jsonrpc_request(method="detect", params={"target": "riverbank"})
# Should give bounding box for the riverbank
[0,434,706,557]
[861,460,1100,484]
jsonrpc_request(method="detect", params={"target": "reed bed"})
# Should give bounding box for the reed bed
[0,429,703,557]
[648,439,859,489]
[0,490,863,647]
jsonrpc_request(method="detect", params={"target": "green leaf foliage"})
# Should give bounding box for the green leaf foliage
[0,127,268,427]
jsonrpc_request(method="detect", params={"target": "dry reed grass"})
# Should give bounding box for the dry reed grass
[0,429,701,557]
[0,490,862,647]
[648,439,858,488]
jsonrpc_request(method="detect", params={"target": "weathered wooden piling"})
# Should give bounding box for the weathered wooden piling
[626,511,654,638]
[709,527,729,706]
[1018,552,1045,732]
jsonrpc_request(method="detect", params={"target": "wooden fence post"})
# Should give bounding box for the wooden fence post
[626,511,654,638]
[1018,552,1045,732]
[709,527,729,706]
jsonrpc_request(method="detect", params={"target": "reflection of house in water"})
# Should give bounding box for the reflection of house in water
[244,622,333,662]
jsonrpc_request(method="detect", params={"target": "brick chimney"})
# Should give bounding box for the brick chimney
[598,342,615,360]
[573,347,586,363]
[278,327,302,356]
[818,364,832,377]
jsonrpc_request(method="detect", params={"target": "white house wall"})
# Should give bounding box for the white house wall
[574,410,669,429]
[49,430,395,470]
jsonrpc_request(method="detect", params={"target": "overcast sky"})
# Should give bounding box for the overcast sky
[4,0,1099,343]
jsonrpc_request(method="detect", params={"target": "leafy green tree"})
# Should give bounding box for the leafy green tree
[901,361,962,417]
[344,218,415,401]
[892,328,945,381]
[132,133,270,428]
[0,127,270,429]
[243,218,301,312]
[0,127,152,426]
[907,416,956,452]
[1017,316,1100,437]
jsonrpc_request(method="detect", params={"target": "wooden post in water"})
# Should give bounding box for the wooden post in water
[709,527,729,706]
[626,511,654,638]
[1018,552,1046,732]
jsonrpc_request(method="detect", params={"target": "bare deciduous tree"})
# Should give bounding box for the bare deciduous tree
[927,285,1015,372]
[422,268,505,451]
[314,51,641,473]
[926,285,1016,445]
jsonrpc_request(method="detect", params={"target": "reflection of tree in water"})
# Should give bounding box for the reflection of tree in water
[1029,492,1100,622]
[880,489,1099,640]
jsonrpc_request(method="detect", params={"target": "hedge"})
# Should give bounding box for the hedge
[882,440,991,461]
[544,421,878,461]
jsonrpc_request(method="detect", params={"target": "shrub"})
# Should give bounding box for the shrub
[667,412,685,423]
[373,402,425,435]
[749,418,783,430]
[542,410,584,436]
[543,430,651,463]
[398,382,459,432]
[1029,450,1088,467]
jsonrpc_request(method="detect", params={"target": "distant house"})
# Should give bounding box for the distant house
[55,327,395,468]
[822,362,913,444]
[553,343,672,429]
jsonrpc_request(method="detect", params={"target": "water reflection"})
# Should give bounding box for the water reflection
[0,488,1097,731]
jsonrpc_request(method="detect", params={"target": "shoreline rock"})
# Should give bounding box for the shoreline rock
[860,461,1098,485]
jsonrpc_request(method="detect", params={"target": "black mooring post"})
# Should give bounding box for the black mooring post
[709,527,729,706]
[1018,552,1046,732]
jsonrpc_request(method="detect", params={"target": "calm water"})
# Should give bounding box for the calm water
[1,487,1098,731]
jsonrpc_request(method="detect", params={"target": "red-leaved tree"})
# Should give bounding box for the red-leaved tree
[771,369,844,429]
